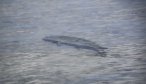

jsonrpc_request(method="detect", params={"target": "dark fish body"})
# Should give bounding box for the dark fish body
[43,36,107,56]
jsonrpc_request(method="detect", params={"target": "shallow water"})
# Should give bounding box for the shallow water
[0,0,146,84]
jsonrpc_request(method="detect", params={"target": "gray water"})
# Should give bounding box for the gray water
[0,0,146,84]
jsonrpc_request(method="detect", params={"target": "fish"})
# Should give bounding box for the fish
[43,36,107,56]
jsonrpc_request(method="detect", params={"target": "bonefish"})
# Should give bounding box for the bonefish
[43,36,107,56]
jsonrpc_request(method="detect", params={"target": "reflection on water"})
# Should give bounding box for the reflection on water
[0,0,146,84]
